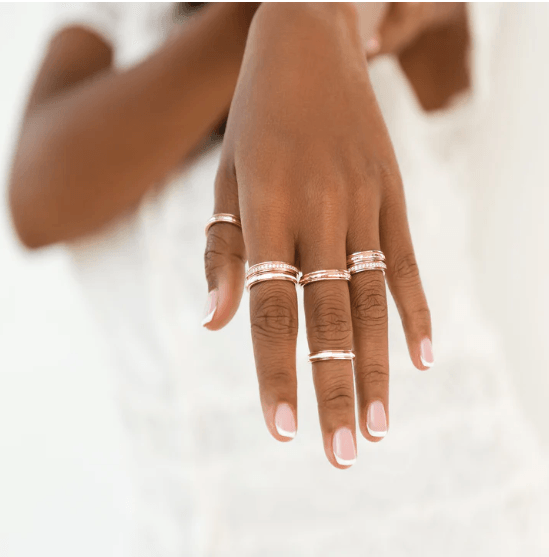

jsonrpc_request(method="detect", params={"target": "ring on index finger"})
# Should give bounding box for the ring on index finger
[245,261,301,291]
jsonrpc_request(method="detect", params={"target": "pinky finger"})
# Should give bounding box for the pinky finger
[379,194,433,371]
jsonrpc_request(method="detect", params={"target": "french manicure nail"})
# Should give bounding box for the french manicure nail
[367,400,387,438]
[201,289,218,326]
[420,337,434,367]
[274,403,296,439]
[333,427,356,466]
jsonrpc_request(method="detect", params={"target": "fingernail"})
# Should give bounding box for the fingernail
[420,337,434,367]
[366,34,381,55]
[274,403,296,439]
[367,400,387,438]
[201,289,218,326]
[333,427,356,466]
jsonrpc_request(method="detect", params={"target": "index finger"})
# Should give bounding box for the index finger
[247,237,300,443]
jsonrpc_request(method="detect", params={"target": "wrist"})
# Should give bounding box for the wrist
[254,2,361,35]
[250,2,366,60]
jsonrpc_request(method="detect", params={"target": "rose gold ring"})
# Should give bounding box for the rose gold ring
[245,261,301,291]
[346,250,385,266]
[246,272,299,291]
[299,269,351,287]
[204,213,242,235]
[308,350,355,363]
[348,261,387,275]
[247,262,300,277]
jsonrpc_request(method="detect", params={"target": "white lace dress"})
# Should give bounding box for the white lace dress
[59,3,549,556]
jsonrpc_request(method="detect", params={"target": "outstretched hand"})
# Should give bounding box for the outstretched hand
[203,3,432,469]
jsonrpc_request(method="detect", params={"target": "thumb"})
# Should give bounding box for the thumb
[202,161,246,331]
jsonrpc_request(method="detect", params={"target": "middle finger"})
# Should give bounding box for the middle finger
[300,235,357,469]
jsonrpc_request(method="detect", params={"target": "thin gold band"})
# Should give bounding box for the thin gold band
[245,271,299,291]
[247,262,300,277]
[308,350,355,363]
[348,261,387,275]
[299,269,351,287]
[346,250,385,266]
[204,213,242,235]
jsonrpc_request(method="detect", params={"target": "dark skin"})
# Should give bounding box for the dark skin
[8,2,469,469]
[373,2,470,110]
[8,2,259,248]
[8,2,468,248]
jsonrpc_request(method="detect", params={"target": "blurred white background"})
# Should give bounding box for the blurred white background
[0,4,132,557]
[1,3,548,557]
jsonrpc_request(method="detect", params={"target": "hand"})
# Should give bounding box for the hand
[365,2,464,57]
[203,3,432,469]
[364,2,470,111]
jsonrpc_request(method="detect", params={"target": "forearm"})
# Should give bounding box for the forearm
[9,2,257,248]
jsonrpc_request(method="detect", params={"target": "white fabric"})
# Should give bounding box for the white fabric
[51,3,549,556]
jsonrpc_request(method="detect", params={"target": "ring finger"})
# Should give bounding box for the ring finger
[347,218,390,443]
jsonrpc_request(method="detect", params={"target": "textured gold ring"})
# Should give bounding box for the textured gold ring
[346,250,385,266]
[247,262,300,277]
[308,350,355,363]
[245,271,299,291]
[245,261,301,291]
[204,213,242,235]
[299,269,351,287]
[348,261,387,275]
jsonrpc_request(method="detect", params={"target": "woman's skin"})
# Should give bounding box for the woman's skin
[369,2,470,110]
[204,2,434,469]
[8,3,469,469]
[8,2,259,248]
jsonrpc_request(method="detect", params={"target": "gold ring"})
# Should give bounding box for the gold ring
[348,261,387,275]
[299,269,351,287]
[205,213,242,235]
[347,250,386,276]
[346,250,385,267]
[247,262,300,277]
[245,261,301,291]
[246,272,299,291]
[308,350,355,363]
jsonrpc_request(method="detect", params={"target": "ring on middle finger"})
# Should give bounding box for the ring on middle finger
[299,269,351,287]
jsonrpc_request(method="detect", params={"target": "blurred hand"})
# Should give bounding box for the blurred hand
[365,2,470,111]
[203,3,432,469]
[365,2,464,58]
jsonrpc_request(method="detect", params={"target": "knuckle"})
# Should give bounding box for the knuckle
[261,369,296,392]
[251,285,298,343]
[357,364,388,388]
[204,228,245,276]
[378,158,402,189]
[318,379,354,411]
[351,278,388,329]
[309,289,352,344]
[390,250,421,283]
[403,304,431,329]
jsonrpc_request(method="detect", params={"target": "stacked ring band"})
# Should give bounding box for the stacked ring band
[346,250,387,275]
[346,250,385,266]
[299,269,351,287]
[245,261,301,291]
[204,213,242,235]
[308,350,355,363]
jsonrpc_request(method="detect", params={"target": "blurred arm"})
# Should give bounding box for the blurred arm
[8,2,258,248]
